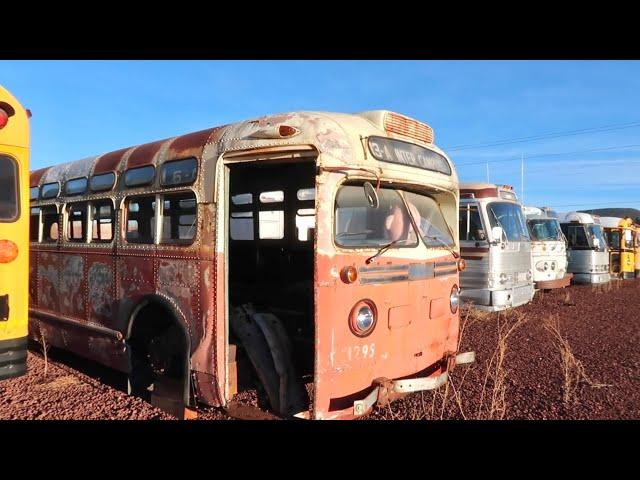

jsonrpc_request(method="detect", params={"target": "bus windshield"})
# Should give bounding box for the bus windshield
[335,186,418,247]
[604,229,621,249]
[487,202,530,241]
[403,191,455,247]
[588,224,607,251]
[527,218,563,241]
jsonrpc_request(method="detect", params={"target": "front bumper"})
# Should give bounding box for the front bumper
[0,336,28,381]
[622,272,635,280]
[535,273,573,290]
[572,272,610,284]
[353,351,476,417]
[461,284,534,312]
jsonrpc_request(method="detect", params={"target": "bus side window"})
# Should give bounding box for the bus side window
[230,193,253,241]
[126,195,156,244]
[91,200,114,243]
[41,206,59,243]
[67,203,88,242]
[459,205,485,241]
[296,188,315,242]
[30,207,41,242]
[160,192,197,244]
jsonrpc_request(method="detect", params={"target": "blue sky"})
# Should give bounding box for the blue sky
[2,60,640,212]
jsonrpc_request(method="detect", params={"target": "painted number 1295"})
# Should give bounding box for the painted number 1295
[347,343,375,361]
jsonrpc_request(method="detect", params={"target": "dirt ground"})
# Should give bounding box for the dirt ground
[1,279,638,420]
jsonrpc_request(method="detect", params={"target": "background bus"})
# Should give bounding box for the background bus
[458,183,534,311]
[558,212,610,284]
[0,85,30,380]
[523,206,572,289]
[600,216,635,279]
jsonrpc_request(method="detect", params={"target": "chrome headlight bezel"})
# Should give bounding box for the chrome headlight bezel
[349,300,377,337]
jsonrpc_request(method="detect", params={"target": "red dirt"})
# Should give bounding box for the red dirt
[1,279,638,420]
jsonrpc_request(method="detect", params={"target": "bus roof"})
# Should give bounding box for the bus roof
[0,85,29,149]
[30,110,458,200]
[557,211,599,224]
[599,216,626,228]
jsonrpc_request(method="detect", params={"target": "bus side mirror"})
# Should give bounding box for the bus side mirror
[491,226,504,243]
[364,182,379,209]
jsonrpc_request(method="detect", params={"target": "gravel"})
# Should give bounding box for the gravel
[2,279,638,420]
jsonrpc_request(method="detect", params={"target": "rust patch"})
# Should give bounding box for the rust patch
[126,138,169,168]
[59,255,85,318]
[88,262,113,320]
[166,127,222,160]
[93,147,130,174]
[257,113,296,127]
[30,167,49,187]
[37,256,59,312]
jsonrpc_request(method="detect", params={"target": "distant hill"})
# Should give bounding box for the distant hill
[580,208,640,223]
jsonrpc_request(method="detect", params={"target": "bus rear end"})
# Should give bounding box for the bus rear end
[0,86,30,380]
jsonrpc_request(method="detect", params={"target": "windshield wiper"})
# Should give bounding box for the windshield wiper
[423,234,459,259]
[365,239,403,265]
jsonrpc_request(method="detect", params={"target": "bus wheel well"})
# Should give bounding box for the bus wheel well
[126,300,190,417]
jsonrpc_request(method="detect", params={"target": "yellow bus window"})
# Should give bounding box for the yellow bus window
[0,156,18,222]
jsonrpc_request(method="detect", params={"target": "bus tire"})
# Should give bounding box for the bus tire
[127,302,189,418]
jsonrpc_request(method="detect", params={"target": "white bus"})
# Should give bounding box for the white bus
[523,206,572,289]
[558,212,610,284]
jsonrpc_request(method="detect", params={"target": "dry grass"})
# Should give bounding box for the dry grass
[475,310,527,419]
[543,314,610,405]
[411,307,527,420]
[34,375,81,391]
[562,291,575,306]
[40,330,51,378]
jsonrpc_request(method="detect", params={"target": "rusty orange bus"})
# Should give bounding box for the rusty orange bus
[29,110,473,419]
[0,86,30,381]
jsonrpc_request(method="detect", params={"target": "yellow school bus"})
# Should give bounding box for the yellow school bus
[601,216,635,279]
[0,85,30,380]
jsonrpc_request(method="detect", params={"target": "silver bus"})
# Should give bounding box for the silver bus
[557,212,610,284]
[459,183,534,311]
[523,206,572,289]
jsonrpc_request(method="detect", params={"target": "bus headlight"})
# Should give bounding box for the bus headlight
[499,273,508,284]
[450,284,460,313]
[349,300,377,337]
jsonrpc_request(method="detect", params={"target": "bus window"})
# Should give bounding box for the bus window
[161,158,197,187]
[90,172,116,192]
[160,192,197,244]
[561,224,589,248]
[0,156,18,222]
[259,210,284,239]
[334,186,418,247]
[126,195,156,243]
[30,207,40,242]
[297,188,315,201]
[30,186,39,201]
[125,166,155,188]
[91,200,114,243]
[41,182,60,200]
[230,212,254,240]
[67,203,87,242]
[65,177,88,196]
[296,208,315,241]
[41,206,59,243]
[459,205,485,242]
